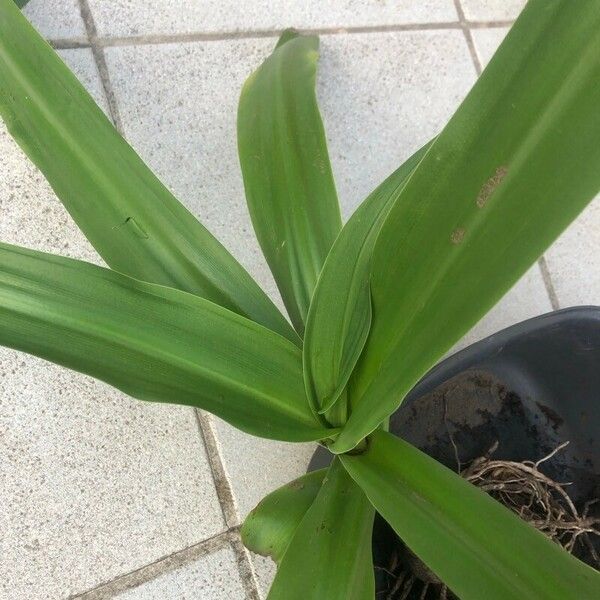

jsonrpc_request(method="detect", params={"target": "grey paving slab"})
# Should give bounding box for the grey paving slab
[0,355,226,600]
[115,546,246,599]
[459,0,526,21]
[545,197,600,308]
[23,0,86,40]
[251,553,276,600]
[471,26,509,67]
[210,416,316,522]
[102,31,476,522]
[59,48,109,113]
[88,0,458,38]
[252,554,277,600]
[0,49,224,600]
[317,30,476,217]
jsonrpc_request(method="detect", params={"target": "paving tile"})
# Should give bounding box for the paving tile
[0,357,225,600]
[23,0,86,40]
[459,0,526,21]
[0,49,224,600]
[251,553,276,600]
[115,546,246,599]
[59,48,109,113]
[471,26,509,68]
[545,197,600,308]
[88,0,458,37]
[317,31,476,217]
[103,31,475,520]
[210,416,316,521]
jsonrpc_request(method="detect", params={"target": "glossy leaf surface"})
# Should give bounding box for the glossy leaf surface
[0,0,297,345]
[268,458,374,600]
[238,30,342,334]
[341,430,600,599]
[303,141,432,423]
[334,0,600,451]
[241,469,326,564]
[0,242,333,442]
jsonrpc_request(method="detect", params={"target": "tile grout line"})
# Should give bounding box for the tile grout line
[50,37,90,49]
[538,256,561,310]
[69,529,237,599]
[453,0,483,75]
[230,537,263,600]
[194,410,262,600]
[194,410,239,527]
[48,18,515,50]
[78,0,124,132]
[453,0,561,313]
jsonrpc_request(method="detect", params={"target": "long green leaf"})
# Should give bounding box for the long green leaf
[333,0,600,452]
[268,458,374,600]
[303,142,432,424]
[0,242,334,442]
[241,469,326,564]
[341,430,600,599]
[238,30,342,335]
[0,0,297,345]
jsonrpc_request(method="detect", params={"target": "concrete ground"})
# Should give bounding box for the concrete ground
[1,0,598,598]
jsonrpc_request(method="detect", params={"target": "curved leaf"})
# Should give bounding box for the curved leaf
[0,242,334,442]
[241,469,326,564]
[341,430,600,600]
[333,0,600,452]
[0,1,298,345]
[268,458,374,600]
[303,141,432,424]
[238,30,342,335]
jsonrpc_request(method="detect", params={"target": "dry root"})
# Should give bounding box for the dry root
[382,442,599,599]
[461,441,600,567]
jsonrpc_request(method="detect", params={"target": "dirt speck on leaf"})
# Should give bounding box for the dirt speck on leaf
[451,228,466,245]
[477,166,508,208]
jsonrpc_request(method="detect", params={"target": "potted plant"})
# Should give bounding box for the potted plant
[307,306,600,596]
[0,0,598,598]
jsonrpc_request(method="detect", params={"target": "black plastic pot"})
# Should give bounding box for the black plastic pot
[309,307,600,595]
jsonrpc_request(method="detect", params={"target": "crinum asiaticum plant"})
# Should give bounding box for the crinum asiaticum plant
[0,1,599,598]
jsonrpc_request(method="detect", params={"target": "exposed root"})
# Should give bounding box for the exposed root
[381,442,599,599]
[461,441,600,567]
